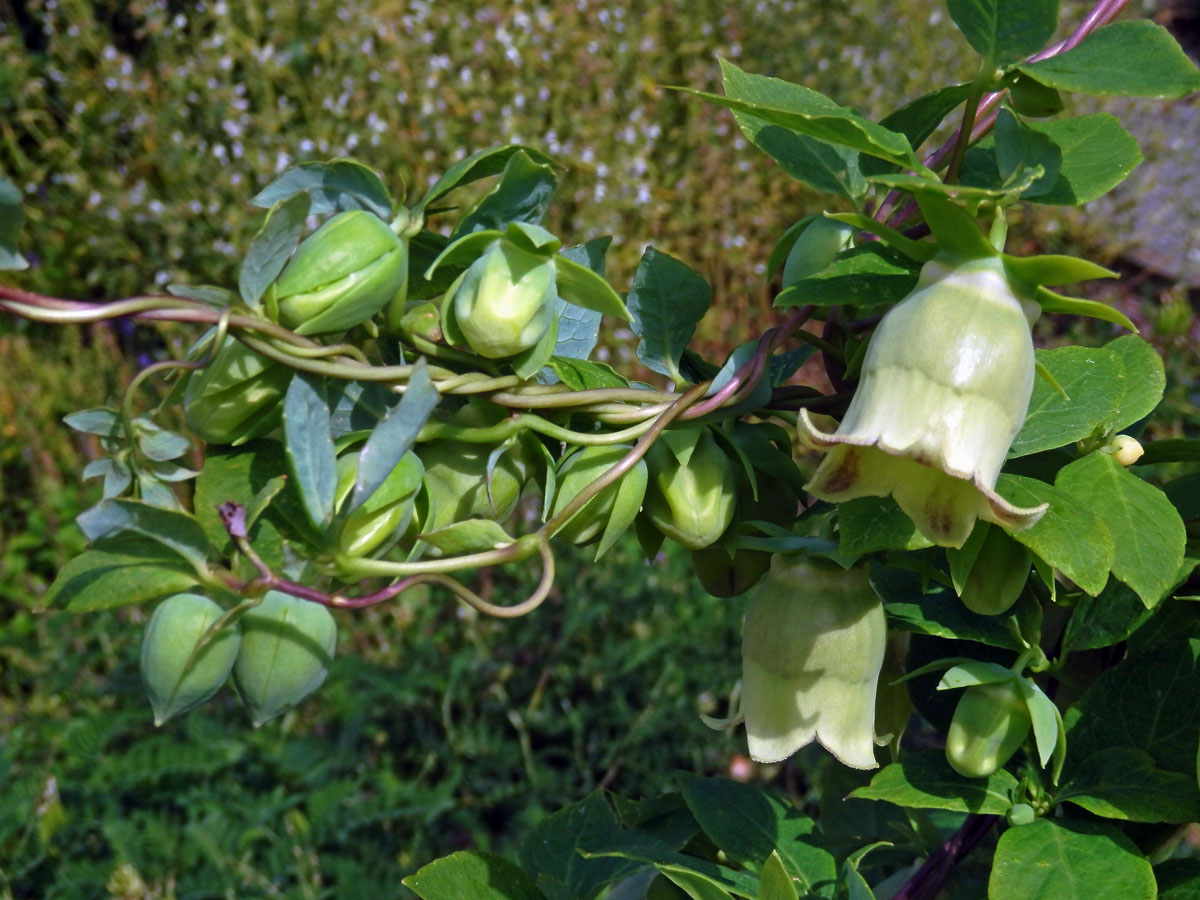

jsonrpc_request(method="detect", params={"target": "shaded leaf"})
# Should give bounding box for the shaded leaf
[851,750,1018,814]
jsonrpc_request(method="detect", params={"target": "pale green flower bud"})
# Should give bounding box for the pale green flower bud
[798,256,1047,548]
[183,339,291,445]
[741,559,886,769]
[452,238,557,358]
[643,428,737,550]
[269,210,407,335]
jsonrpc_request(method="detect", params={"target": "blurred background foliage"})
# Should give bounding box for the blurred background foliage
[0,0,1197,895]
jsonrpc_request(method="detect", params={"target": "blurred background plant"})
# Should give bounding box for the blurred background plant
[0,0,1197,894]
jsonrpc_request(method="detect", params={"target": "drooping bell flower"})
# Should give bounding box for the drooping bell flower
[740,557,886,769]
[798,255,1048,548]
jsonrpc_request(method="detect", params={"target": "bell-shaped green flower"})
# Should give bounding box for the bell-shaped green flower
[643,428,737,550]
[798,256,1047,548]
[451,238,557,359]
[741,558,886,769]
[268,210,408,335]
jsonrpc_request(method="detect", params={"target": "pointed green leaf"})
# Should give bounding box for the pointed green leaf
[1008,74,1064,117]
[1061,580,1153,653]
[1056,452,1186,607]
[63,407,124,439]
[861,83,973,176]
[994,108,1061,198]
[995,475,1114,597]
[660,869,736,900]
[424,230,505,277]
[759,852,799,900]
[839,496,934,555]
[1106,335,1165,429]
[822,212,938,262]
[914,193,996,259]
[250,158,393,219]
[676,775,837,892]
[1023,114,1143,205]
[347,358,438,515]
[938,661,1016,690]
[76,500,213,575]
[419,145,558,212]
[403,850,547,900]
[518,793,639,900]
[852,750,1019,814]
[511,313,559,380]
[1058,748,1200,823]
[680,60,921,170]
[553,238,611,359]
[283,374,338,530]
[947,0,1059,64]
[545,357,629,391]
[453,150,557,238]
[1018,21,1200,99]
[1009,345,1126,457]
[626,247,712,382]
[554,254,630,321]
[774,243,921,310]
[1002,253,1116,287]
[43,535,200,612]
[238,192,309,310]
[1016,679,1059,766]
[721,60,866,199]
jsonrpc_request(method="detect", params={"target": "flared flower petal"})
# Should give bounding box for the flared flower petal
[741,559,886,769]
[798,256,1048,548]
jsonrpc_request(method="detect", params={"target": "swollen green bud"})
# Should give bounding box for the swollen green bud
[268,210,407,335]
[451,238,556,358]
[233,591,337,727]
[643,428,737,550]
[183,339,291,445]
[945,679,1032,778]
[333,450,424,558]
[741,559,886,768]
[420,440,532,532]
[141,593,242,726]
[958,524,1031,616]
[549,444,647,549]
[781,216,854,286]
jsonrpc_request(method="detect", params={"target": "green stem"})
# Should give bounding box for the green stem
[945,59,994,185]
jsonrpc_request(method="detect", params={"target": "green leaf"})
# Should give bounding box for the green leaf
[1056,453,1186,607]
[511,313,560,380]
[989,818,1155,900]
[419,145,558,212]
[1057,747,1200,823]
[283,374,338,530]
[681,60,920,170]
[626,247,713,383]
[326,379,396,438]
[851,750,1018,814]
[871,563,1024,650]
[135,420,192,462]
[773,244,920,310]
[721,60,865,199]
[838,496,934,556]
[250,158,394,219]
[994,108,1061,198]
[1008,345,1126,458]
[76,500,213,575]
[946,0,1059,64]
[554,254,630,321]
[43,535,199,612]
[419,519,514,555]
[1106,335,1165,429]
[1061,579,1154,653]
[553,238,611,359]
[517,793,638,900]
[578,826,760,900]
[453,150,557,237]
[1017,21,1200,99]
[1023,114,1143,205]
[676,775,837,893]
[0,169,28,270]
[914,193,997,260]
[1008,74,1064,117]
[238,192,309,311]
[870,169,1042,203]
[1066,638,1200,775]
[1165,473,1200,521]
[758,852,799,900]
[1141,439,1200,465]
[347,359,438,515]
[545,357,630,391]
[995,475,1113,597]
[63,407,123,439]
[403,850,547,900]
[1156,859,1200,900]
[660,870,736,900]
[860,83,972,177]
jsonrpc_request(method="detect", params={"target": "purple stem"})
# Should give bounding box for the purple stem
[891,814,998,900]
